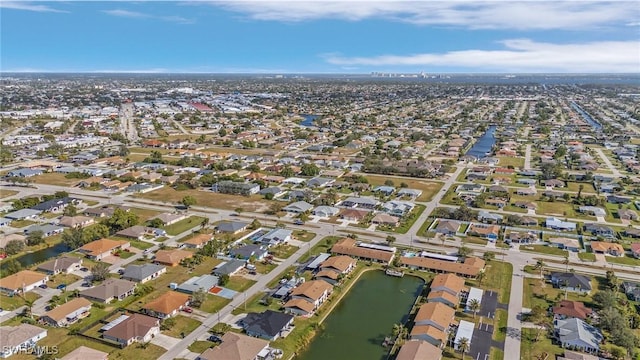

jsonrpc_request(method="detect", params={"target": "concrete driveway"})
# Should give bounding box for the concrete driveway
[150,333,183,350]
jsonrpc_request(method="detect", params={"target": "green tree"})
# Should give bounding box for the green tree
[181,195,197,208]
[457,245,471,258]
[4,240,25,255]
[82,224,110,243]
[191,289,206,308]
[105,208,139,232]
[468,299,480,319]
[63,203,77,217]
[219,274,230,286]
[26,231,44,246]
[482,252,495,262]
[300,163,320,176]
[90,262,110,282]
[386,235,396,245]
[457,337,470,360]
[62,228,86,249]
[1,258,22,275]
[280,166,295,178]
[147,218,165,229]
[384,179,395,186]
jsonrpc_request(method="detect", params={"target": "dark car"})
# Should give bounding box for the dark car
[56,284,67,290]
[181,307,193,313]
[208,335,222,342]
[293,220,305,225]
[38,284,47,289]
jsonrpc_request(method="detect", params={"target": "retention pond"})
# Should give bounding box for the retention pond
[298,270,424,360]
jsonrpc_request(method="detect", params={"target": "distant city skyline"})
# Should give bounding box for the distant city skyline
[2,1,639,73]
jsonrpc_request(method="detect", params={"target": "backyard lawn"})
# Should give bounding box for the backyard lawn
[164,216,206,236]
[125,239,155,250]
[161,315,202,338]
[46,273,81,288]
[110,342,167,360]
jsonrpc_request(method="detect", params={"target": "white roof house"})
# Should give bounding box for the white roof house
[454,320,475,351]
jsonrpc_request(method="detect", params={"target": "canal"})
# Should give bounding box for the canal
[297,270,424,360]
[1,242,70,270]
[570,102,602,130]
[465,125,497,159]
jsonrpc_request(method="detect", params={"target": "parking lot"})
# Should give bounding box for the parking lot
[469,322,493,360]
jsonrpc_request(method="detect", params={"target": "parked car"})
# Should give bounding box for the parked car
[293,220,305,225]
[56,284,66,290]
[80,267,88,272]
[81,282,91,287]
[208,335,222,342]
[182,307,193,313]
[39,284,47,289]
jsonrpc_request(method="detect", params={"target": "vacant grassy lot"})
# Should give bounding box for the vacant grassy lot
[293,230,316,242]
[565,182,595,193]
[522,277,594,309]
[30,172,80,186]
[200,294,231,313]
[127,239,155,250]
[164,216,206,235]
[536,201,576,217]
[269,244,299,259]
[225,276,256,292]
[520,244,569,257]
[0,292,40,312]
[363,175,443,202]
[162,315,202,338]
[136,187,271,212]
[128,207,163,222]
[520,328,564,360]
[466,260,513,304]
[46,273,80,288]
[188,340,217,353]
[496,156,525,168]
[578,252,596,262]
[606,256,640,266]
[10,219,37,228]
[0,189,18,199]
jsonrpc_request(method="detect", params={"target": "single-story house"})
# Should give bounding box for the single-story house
[395,340,442,360]
[58,215,95,228]
[434,220,460,235]
[282,201,313,214]
[142,291,190,319]
[312,206,340,218]
[0,270,49,296]
[148,213,187,226]
[257,228,292,246]
[551,272,592,294]
[182,233,213,249]
[553,300,593,320]
[154,249,193,267]
[477,211,503,224]
[59,346,108,360]
[78,238,130,260]
[548,237,581,252]
[116,225,166,240]
[175,275,219,294]
[24,224,64,237]
[240,310,294,341]
[229,244,268,260]
[36,256,82,275]
[31,197,80,213]
[5,208,42,220]
[102,314,160,346]
[0,324,47,358]
[339,208,370,222]
[197,332,269,360]
[40,298,92,327]
[80,278,136,303]
[554,318,603,353]
[121,264,167,283]
[618,209,638,221]
[589,241,625,257]
[583,224,615,238]
[545,217,577,231]
[213,259,246,276]
[467,223,500,241]
[371,213,399,227]
[215,221,249,234]
[0,218,13,227]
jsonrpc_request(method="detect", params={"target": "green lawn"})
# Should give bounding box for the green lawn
[578,252,596,262]
[46,273,81,288]
[416,218,435,237]
[199,294,231,313]
[0,292,40,312]
[520,328,563,360]
[164,216,206,236]
[127,239,155,250]
[522,277,594,309]
[298,236,341,263]
[465,260,513,304]
[268,244,299,259]
[115,249,135,259]
[462,236,488,245]
[520,244,569,257]
[161,315,201,338]
[225,276,256,292]
[10,219,36,228]
[188,340,216,353]
[253,261,277,274]
[232,291,282,315]
[496,156,525,168]
[606,256,640,266]
[493,309,508,342]
[536,201,576,217]
[110,342,166,360]
[293,230,316,242]
[391,204,426,234]
[52,336,115,359]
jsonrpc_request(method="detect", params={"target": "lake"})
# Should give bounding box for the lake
[297,270,424,360]
[465,125,497,159]
[1,242,70,270]
[300,114,320,127]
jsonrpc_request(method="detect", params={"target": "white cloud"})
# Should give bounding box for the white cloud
[210,1,639,30]
[323,39,640,73]
[0,1,67,13]
[103,9,195,24]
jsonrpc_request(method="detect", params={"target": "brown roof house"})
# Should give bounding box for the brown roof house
[154,249,193,267]
[553,300,593,320]
[40,298,92,327]
[400,256,485,278]
[80,278,136,303]
[60,346,108,360]
[102,313,160,346]
[58,215,95,229]
[426,273,467,308]
[314,255,357,285]
[142,291,190,319]
[410,302,456,348]
[330,237,396,265]
[78,238,130,260]
[182,233,213,249]
[590,241,625,257]
[396,340,443,360]
[0,270,48,296]
[284,280,333,316]
[197,332,269,360]
[37,256,82,275]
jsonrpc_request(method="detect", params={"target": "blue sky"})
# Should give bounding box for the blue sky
[1,1,639,73]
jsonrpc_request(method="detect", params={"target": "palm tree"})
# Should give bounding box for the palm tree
[563,254,569,272]
[23,298,35,319]
[535,259,545,278]
[476,269,486,285]
[458,337,470,360]
[468,299,481,319]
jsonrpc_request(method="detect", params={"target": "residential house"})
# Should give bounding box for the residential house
[552,300,593,320]
[589,241,625,257]
[36,256,82,275]
[467,223,500,241]
[0,324,47,358]
[149,213,186,226]
[395,340,442,360]
[373,185,396,196]
[410,302,455,347]
[307,177,334,188]
[340,196,379,210]
[116,225,166,240]
[212,181,260,196]
[24,224,64,237]
[80,278,136,303]
[31,197,80,213]
[175,275,218,294]
[213,259,246,277]
[578,206,607,217]
[557,350,600,360]
[154,249,193,267]
[197,332,269,360]
[0,270,48,296]
[315,255,357,285]
[284,280,333,316]
[282,201,313,214]
[59,346,108,360]
[545,217,577,231]
[312,206,340,218]
[102,314,160,346]
[83,205,130,218]
[78,239,130,260]
[397,189,423,199]
[434,220,460,235]
[583,224,615,238]
[229,244,268,261]
[0,234,26,250]
[625,228,640,239]
[631,243,640,259]
[607,195,631,205]
[142,291,190,319]
[121,264,167,283]
[0,217,12,227]
[477,211,503,224]
[551,273,592,294]
[216,221,249,234]
[382,200,415,217]
[618,209,638,221]
[554,318,603,353]
[513,201,537,210]
[330,237,396,265]
[58,215,95,228]
[371,213,399,227]
[622,282,640,301]
[505,231,538,244]
[240,310,294,341]
[182,233,213,249]
[516,187,537,196]
[40,298,92,327]
[339,208,370,222]
[5,209,42,220]
[399,256,485,278]
[544,179,565,188]
[257,228,292,247]
[427,273,466,308]
[548,237,582,252]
